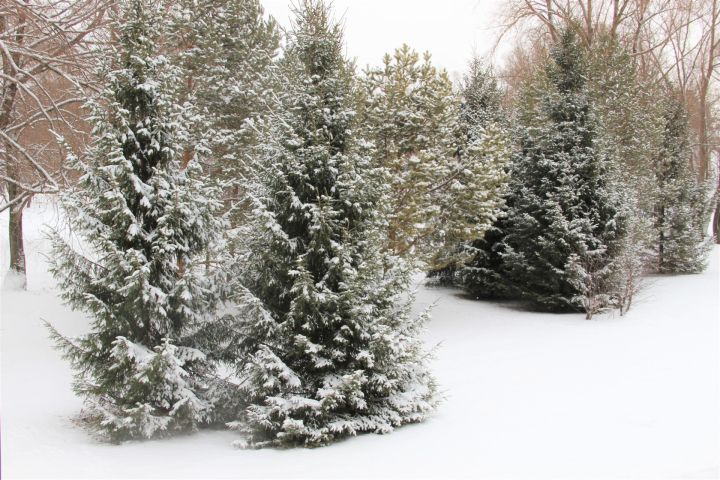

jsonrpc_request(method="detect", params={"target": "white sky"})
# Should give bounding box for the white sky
[260,0,508,77]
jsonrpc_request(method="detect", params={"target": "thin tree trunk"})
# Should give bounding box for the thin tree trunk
[698,87,710,182]
[8,185,26,276]
[700,0,718,239]
[625,292,633,314]
[658,205,665,270]
[714,176,720,243]
[6,162,28,288]
[546,0,558,42]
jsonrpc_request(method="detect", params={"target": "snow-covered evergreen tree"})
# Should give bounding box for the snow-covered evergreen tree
[653,96,714,273]
[586,35,664,198]
[501,29,625,312]
[431,123,510,270]
[357,46,508,269]
[458,56,505,129]
[583,36,661,314]
[455,61,531,300]
[47,0,224,441]
[430,58,510,284]
[168,0,280,224]
[222,0,438,448]
[457,212,515,299]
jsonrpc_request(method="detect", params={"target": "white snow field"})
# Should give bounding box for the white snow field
[2,198,719,479]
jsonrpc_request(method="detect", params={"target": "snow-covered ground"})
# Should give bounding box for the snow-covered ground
[2,198,719,479]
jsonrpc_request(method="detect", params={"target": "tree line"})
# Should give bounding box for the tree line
[1,0,716,446]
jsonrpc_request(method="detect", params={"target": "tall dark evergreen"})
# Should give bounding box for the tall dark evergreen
[502,29,624,312]
[47,0,224,441]
[456,61,526,300]
[457,216,514,298]
[462,30,625,313]
[653,97,714,273]
[223,0,438,448]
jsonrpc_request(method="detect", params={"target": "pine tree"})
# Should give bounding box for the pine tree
[430,58,510,284]
[222,0,437,448]
[653,97,714,273]
[455,61,526,299]
[357,46,508,269]
[501,29,625,313]
[457,214,515,299]
[47,0,225,441]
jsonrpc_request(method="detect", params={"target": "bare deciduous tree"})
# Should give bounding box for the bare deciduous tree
[1,0,110,284]
[496,0,720,242]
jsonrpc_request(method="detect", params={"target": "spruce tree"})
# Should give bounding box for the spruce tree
[47,0,224,441]
[653,97,714,273]
[501,29,625,313]
[223,0,437,448]
[457,215,515,299]
[455,61,522,299]
[458,56,505,129]
[168,0,281,225]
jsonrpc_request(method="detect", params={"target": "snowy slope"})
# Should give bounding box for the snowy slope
[1,199,718,479]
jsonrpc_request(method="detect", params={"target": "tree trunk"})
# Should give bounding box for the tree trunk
[2,135,27,286]
[658,205,665,270]
[6,176,28,288]
[714,148,720,243]
[2,7,26,285]
[700,0,718,239]
[8,195,26,275]
[713,188,720,244]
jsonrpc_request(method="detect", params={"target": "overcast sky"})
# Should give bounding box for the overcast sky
[260,0,507,77]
